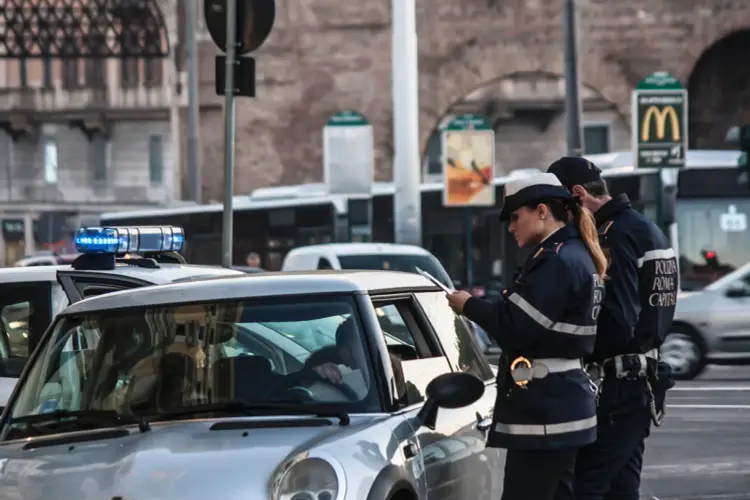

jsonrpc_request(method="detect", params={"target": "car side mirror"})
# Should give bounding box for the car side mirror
[416,372,484,430]
[726,282,750,298]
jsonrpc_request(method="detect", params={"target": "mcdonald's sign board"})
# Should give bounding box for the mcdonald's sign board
[631,72,688,168]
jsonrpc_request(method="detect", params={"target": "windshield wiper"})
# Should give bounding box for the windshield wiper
[156,400,351,426]
[10,409,152,433]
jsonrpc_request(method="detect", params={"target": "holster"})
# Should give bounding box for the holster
[649,360,675,418]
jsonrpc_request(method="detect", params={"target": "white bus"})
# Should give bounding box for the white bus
[101,150,746,293]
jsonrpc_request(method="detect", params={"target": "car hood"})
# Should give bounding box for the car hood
[0,415,385,500]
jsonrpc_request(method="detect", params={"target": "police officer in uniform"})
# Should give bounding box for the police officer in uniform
[447,173,607,500]
[547,157,678,500]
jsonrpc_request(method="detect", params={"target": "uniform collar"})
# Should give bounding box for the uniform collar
[594,194,632,227]
[533,224,579,252]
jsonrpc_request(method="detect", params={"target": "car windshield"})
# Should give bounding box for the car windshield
[337,254,453,288]
[7,295,379,432]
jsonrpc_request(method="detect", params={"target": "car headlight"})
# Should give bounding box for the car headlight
[271,456,339,500]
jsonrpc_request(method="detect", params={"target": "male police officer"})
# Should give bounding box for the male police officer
[547,157,678,500]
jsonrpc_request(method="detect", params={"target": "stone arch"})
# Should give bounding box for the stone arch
[420,40,632,154]
[686,28,750,149]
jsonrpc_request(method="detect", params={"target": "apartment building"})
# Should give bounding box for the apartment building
[0,0,186,264]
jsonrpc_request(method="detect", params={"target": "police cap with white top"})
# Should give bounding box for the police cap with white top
[499,173,573,221]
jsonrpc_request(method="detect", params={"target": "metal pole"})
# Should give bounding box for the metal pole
[185,0,201,203]
[221,0,237,268]
[563,0,584,156]
[465,208,473,290]
[391,0,422,246]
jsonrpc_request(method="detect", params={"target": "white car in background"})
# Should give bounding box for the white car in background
[281,243,454,289]
[663,262,750,380]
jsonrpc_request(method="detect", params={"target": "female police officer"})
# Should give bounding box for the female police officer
[447,173,608,500]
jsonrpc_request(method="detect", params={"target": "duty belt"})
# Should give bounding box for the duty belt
[510,357,583,388]
[586,348,659,381]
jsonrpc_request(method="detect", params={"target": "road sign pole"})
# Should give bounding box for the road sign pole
[391,0,422,247]
[221,0,237,268]
[563,0,584,156]
[186,0,201,204]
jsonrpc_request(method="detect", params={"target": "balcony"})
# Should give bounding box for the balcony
[0,79,185,121]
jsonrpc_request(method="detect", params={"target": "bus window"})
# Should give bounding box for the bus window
[676,198,750,290]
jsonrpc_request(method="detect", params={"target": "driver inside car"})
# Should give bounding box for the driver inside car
[305,316,367,387]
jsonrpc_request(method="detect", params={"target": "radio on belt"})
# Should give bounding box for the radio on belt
[74,226,185,255]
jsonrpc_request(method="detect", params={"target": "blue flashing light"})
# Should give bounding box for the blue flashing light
[74,226,185,255]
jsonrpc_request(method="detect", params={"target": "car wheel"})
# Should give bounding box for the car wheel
[660,325,707,380]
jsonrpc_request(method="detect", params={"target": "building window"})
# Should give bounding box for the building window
[583,124,611,155]
[425,132,442,175]
[43,136,58,184]
[62,60,79,89]
[19,59,28,88]
[91,133,110,183]
[86,35,107,89]
[144,59,163,87]
[119,31,139,88]
[149,135,164,184]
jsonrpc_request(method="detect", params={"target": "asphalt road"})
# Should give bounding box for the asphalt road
[640,366,750,500]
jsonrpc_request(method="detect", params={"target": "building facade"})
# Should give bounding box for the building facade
[0,0,185,264]
[189,0,750,198]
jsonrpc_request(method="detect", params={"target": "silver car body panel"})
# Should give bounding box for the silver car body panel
[0,271,507,499]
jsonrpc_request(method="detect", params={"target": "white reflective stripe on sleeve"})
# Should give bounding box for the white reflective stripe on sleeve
[494,415,597,436]
[636,248,676,268]
[508,293,596,336]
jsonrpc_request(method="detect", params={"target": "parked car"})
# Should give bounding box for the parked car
[0,270,502,499]
[662,261,750,379]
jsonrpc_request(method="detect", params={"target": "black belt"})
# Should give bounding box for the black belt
[586,348,659,380]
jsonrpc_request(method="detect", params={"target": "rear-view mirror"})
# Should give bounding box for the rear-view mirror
[416,372,484,429]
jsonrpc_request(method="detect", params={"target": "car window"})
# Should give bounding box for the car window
[0,283,53,378]
[7,295,380,437]
[372,297,451,408]
[337,254,453,288]
[415,292,494,381]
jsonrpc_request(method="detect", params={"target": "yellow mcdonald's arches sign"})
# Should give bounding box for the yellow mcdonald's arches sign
[641,105,680,142]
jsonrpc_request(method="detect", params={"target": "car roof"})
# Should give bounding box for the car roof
[0,262,244,285]
[286,243,432,257]
[61,270,441,315]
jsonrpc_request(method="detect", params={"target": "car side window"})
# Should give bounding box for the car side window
[317,258,333,270]
[415,292,494,381]
[0,283,53,377]
[372,297,451,408]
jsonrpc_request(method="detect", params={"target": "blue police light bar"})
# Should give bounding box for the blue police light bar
[74,226,185,255]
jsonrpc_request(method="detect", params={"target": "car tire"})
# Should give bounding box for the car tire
[660,324,707,381]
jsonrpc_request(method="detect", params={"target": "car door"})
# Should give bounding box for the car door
[413,291,504,499]
[371,294,501,500]
[0,282,54,407]
[705,272,750,354]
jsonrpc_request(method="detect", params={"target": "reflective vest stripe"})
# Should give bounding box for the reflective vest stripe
[493,415,597,436]
[508,293,596,336]
[636,248,676,268]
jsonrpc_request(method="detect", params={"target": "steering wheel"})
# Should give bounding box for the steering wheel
[274,371,360,402]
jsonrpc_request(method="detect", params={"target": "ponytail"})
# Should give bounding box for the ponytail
[569,202,608,279]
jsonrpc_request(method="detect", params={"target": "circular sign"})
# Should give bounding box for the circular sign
[204,0,276,55]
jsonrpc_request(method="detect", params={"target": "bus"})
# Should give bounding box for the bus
[100,150,746,293]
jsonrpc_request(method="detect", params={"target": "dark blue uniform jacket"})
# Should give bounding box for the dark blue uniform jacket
[463,224,603,450]
[591,194,678,362]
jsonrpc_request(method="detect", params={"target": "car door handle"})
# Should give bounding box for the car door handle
[475,411,492,432]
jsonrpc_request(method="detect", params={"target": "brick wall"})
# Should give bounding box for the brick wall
[193,0,750,200]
